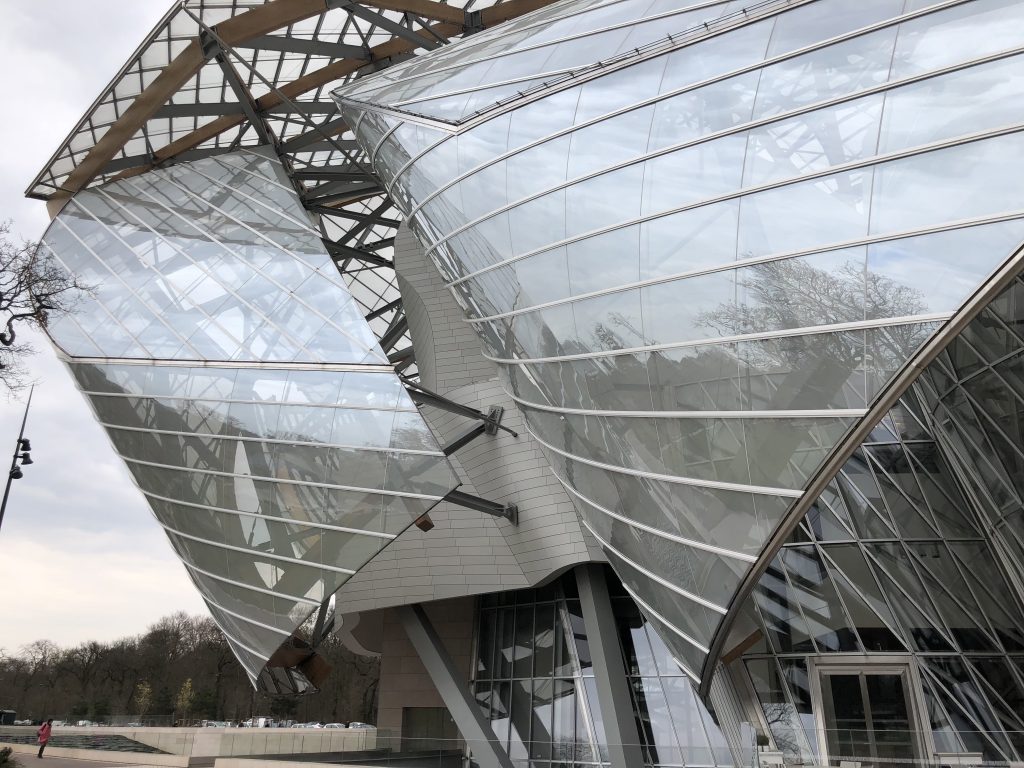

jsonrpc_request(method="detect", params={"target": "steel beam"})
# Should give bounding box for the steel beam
[49,0,340,199]
[575,564,646,768]
[356,0,465,24]
[294,169,372,181]
[324,240,394,267]
[306,205,401,227]
[287,138,362,154]
[442,423,487,456]
[329,0,442,50]
[102,146,242,175]
[397,605,515,768]
[280,116,349,153]
[210,48,275,146]
[403,380,518,437]
[155,103,245,118]
[304,182,384,206]
[236,34,369,60]
[378,313,409,353]
[443,489,517,524]
[365,296,402,321]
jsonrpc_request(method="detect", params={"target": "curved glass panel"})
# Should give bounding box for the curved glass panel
[335,0,1024,681]
[43,149,457,692]
[730,272,1024,765]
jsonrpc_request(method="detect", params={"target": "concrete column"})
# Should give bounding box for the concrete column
[397,604,514,768]
[575,564,645,768]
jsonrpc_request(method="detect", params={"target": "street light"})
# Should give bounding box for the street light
[0,385,34,534]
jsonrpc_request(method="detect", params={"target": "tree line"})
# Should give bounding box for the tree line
[0,612,379,725]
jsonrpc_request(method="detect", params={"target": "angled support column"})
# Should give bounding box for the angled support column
[575,564,645,768]
[397,604,514,768]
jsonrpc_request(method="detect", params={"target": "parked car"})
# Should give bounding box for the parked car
[347,723,376,730]
[323,723,347,729]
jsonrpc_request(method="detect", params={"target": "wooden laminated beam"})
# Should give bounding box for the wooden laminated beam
[115,21,462,180]
[55,0,339,201]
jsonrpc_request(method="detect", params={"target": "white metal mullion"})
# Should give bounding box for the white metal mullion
[182,558,322,606]
[185,162,323,234]
[47,212,205,359]
[212,150,301,193]
[119,175,376,363]
[484,312,951,365]
[621,579,711,660]
[67,355,394,373]
[367,0,748,94]
[578,513,728,615]
[139,486,396,539]
[161,521,358,575]
[81,389,420,413]
[525,419,802,497]
[401,0,983,221]
[120,452,446,500]
[199,593,294,639]
[102,420,443,457]
[141,171,387,362]
[461,211,1024,321]
[85,188,285,357]
[429,121,1024,271]
[510,390,867,420]
[552,466,756,562]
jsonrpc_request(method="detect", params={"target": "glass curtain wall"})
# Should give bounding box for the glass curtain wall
[41,149,458,691]
[335,0,1024,682]
[730,274,1024,765]
[473,568,732,768]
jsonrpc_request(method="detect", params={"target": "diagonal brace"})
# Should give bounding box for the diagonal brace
[403,380,518,438]
[444,489,518,525]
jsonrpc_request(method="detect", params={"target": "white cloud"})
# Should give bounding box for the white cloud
[0,531,206,651]
[0,0,210,650]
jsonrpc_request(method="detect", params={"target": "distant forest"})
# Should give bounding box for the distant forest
[0,613,379,725]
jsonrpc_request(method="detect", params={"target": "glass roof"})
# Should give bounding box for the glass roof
[27,0,566,371]
[334,0,762,123]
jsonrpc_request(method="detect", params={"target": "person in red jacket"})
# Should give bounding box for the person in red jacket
[36,719,53,758]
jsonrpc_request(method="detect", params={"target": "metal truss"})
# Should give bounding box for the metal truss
[27,0,560,377]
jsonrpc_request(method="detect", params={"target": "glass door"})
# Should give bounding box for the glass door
[818,666,921,767]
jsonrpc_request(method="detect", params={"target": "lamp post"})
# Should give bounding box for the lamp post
[0,384,34,534]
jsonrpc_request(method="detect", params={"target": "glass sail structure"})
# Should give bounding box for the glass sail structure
[726,270,1024,766]
[333,0,1024,682]
[40,148,459,692]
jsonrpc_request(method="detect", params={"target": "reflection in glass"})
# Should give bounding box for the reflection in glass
[45,150,457,693]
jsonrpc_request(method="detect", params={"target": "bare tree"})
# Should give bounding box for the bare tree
[0,221,88,392]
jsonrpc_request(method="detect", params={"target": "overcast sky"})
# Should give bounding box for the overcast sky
[0,0,208,653]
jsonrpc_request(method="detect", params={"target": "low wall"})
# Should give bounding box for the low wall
[201,729,377,758]
[0,726,377,759]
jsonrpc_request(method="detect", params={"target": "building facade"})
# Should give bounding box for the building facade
[27,0,1024,765]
